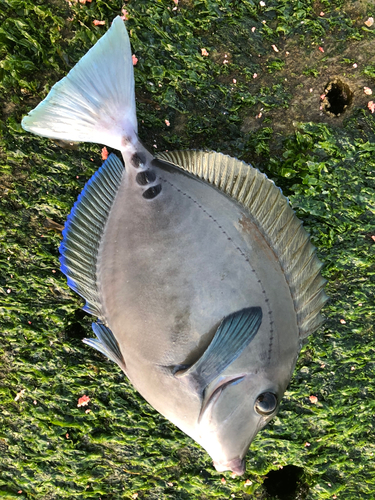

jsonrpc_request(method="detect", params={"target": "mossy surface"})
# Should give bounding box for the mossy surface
[1,0,375,499]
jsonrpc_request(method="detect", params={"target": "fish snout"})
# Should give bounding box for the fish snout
[213,457,246,476]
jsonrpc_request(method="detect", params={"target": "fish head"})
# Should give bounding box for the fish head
[195,370,284,475]
[173,306,298,475]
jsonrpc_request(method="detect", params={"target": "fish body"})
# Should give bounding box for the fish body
[21,17,327,475]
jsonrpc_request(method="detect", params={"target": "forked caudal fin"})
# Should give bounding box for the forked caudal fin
[21,17,137,150]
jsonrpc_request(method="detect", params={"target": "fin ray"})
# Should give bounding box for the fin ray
[177,307,262,390]
[156,150,328,339]
[59,153,125,320]
[84,323,126,372]
[21,17,137,150]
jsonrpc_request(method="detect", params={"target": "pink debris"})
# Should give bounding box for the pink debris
[309,395,318,404]
[364,87,372,95]
[121,9,129,20]
[319,11,324,16]
[93,20,106,26]
[271,45,279,52]
[364,17,374,27]
[368,101,375,113]
[201,48,209,56]
[101,147,109,160]
[132,54,138,66]
[318,46,324,53]
[165,119,170,126]
[77,395,90,407]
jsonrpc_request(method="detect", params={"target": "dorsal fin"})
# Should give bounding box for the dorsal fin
[156,150,328,339]
[59,153,124,319]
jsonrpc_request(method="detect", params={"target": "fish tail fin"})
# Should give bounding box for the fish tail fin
[21,17,137,150]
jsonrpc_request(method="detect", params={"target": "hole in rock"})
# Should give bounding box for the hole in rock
[263,465,308,500]
[65,321,86,340]
[322,79,353,116]
[65,309,88,340]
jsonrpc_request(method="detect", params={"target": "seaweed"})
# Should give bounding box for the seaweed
[1,0,375,498]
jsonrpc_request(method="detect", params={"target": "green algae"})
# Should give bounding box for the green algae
[1,0,375,499]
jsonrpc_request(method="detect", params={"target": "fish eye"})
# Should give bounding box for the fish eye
[254,392,278,416]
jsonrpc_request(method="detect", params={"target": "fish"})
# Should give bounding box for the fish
[21,17,327,475]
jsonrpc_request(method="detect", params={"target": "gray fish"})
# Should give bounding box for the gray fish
[21,17,327,475]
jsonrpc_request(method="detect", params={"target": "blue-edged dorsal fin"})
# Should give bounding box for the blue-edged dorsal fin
[156,150,328,339]
[176,307,262,390]
[84,323,126,372]
[59,153,124,319]
[21,17,137,150]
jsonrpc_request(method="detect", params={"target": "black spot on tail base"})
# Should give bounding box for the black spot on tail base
[143,184,162,199]
[136,170,156,186]
[131,153,146,169]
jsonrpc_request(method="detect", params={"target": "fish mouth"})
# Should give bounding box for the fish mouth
[213,457,246,475]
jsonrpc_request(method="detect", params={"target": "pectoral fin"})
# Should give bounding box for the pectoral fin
[176,307,262,390]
